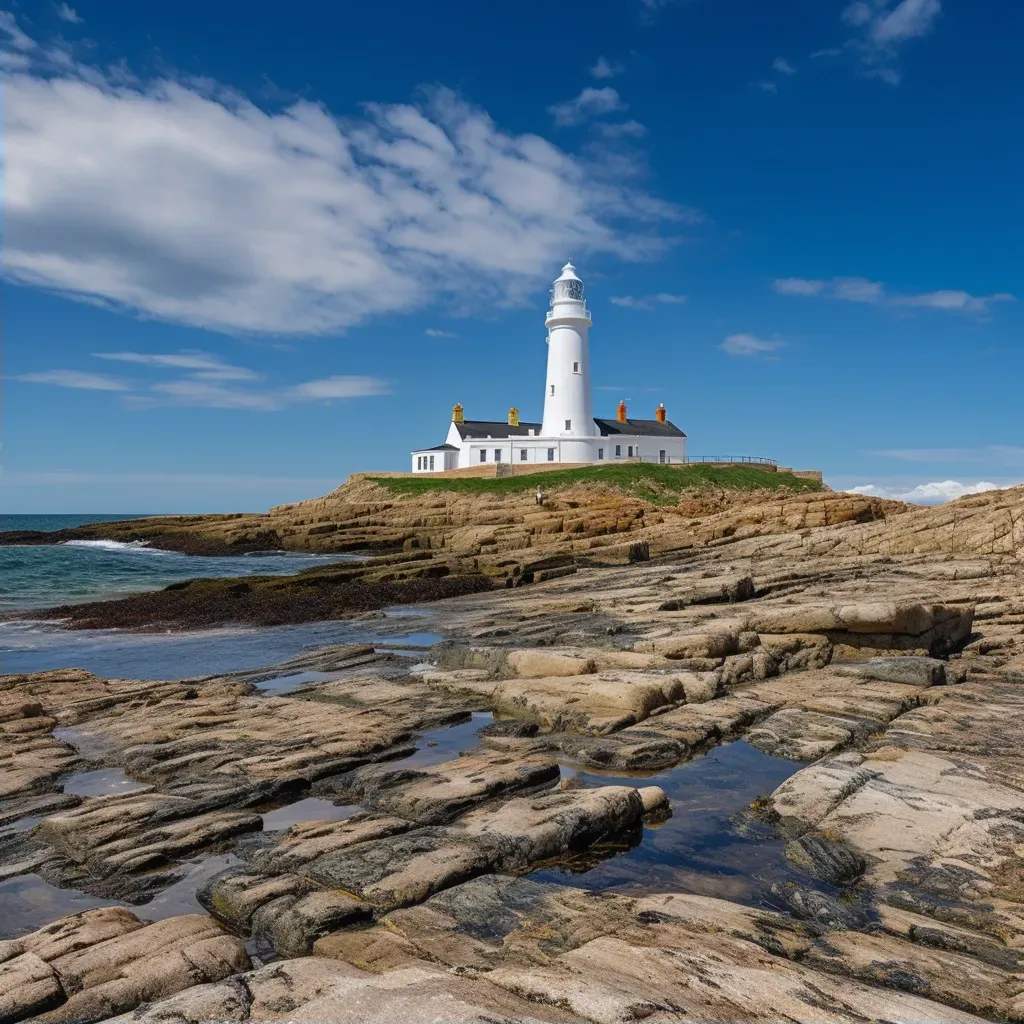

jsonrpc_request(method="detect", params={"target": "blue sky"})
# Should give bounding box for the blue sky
[2,0,1021,513]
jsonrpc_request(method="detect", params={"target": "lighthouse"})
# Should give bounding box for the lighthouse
[410,261,687,471]
[541,262,597,447]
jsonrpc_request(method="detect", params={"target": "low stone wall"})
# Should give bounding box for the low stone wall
[352,463,824,482]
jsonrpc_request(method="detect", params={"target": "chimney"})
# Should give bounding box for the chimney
[617,400,627,424]
[508,407,519,427]
[452,403,464,424]
[655,403,666,423]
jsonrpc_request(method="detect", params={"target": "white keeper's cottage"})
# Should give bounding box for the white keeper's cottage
[412,262,687,473]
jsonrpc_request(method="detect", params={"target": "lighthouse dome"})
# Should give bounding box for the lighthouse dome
[552,261,585,302]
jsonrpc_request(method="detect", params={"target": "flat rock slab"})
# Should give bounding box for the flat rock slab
[319,749,560,824]
[204,786,659,956]
[491,672,686,734]
[0,909,249,1024]
[104,959,585,1024]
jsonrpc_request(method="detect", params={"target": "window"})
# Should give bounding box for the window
[564,419,571,431]
[416,457,421,470]
[597,448,604,460]
[550,384,555,396]
[627,446,634,457]
[520,449,528,461]
[479,449,486,463]
[659,450,666,464]
[494,449,502,462]
[547,448,555,462]
[429,455,435,470]
[573,361,579,373]
[615,445,621,457]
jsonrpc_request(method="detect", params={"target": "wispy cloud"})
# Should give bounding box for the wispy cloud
[890,290,1015,314]
[841,0,942,84]
[590,56,623,80]
[425,328,457,338]
[548,87,627,126]
[0,13,682,336]
[288,376,390,400]
[56,3,82,23]
[773,276,883,302]
[610,292,686,310]
[93,351,259,380]
[871,445,1024,466]
[773,276,1013,314]
[719,333,785,358]
[773,57,797,75]
[595,120,648,139]
[14,369,128,390]
[15,352,389,411]
[773,277,825,297]
[754,81,778,94]
[846,480,1004,505]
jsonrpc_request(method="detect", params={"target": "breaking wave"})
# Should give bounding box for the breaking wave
[61,539,165,554]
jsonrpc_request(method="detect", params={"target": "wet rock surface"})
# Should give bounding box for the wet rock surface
[5,482,1024,1020]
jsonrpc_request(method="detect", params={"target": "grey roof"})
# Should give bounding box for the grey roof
[453,417,686,440]
[414,443,460,452]
[455,420,543,439]
[595,417,687,439]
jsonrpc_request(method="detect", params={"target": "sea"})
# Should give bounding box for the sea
[0,513,440,679]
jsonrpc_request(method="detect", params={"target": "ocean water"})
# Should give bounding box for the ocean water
[0,513,437,678]
[0,513,356,611]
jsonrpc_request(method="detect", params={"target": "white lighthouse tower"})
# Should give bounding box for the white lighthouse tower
[409,259,688,472]
[541,262,597,461]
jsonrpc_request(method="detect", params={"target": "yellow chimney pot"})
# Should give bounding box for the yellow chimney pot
[617,400,628,424]
[452,403,464,424]
[508,407,519,427]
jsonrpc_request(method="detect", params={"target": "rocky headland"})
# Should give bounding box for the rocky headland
[3,471,1024,1021]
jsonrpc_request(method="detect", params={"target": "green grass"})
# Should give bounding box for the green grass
[364,463,822,504]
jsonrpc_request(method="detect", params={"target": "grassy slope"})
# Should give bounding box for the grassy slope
[365,464,822,505]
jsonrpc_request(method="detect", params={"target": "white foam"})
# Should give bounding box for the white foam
[61,539,165,554]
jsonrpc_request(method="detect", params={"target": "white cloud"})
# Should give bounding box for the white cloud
[18,351,388,410]
[148,380,280,410]
[773,277,825,296]
[56,3,82,23]
[93,350,259,380]
[144,373,390,410]
[773,276,883,302]
[841,2,874,27]
[773,57,797,75]
[890,290,1015,314]
[14,369,128,390]
[425,328,457,338]
[596,120,648,139]
[287,375,390,399]
[775,276,1014,315]
[610,293,686,310]
[755,81,778,94]
[1,18,681,336]
[719,333,785,357]
[811,48,844,58]
[590,56,623,80]
[872,0,941,44]
[833,276,884,303]
[847,480,1003,505]
[548,87,627,126]
[841,0,942,84]
[0,11,35,52]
